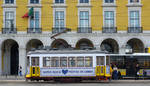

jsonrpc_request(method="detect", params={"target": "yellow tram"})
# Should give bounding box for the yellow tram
[26,50,111,82]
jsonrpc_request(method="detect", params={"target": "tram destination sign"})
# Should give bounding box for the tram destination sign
[40,68,95,77]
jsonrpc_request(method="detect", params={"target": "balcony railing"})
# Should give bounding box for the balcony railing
[2,28,17,34]
[27,28,42,33]
[128,27,143,33]
[77,27,92,33]
[52,27,67,33]
[102,27,117,33]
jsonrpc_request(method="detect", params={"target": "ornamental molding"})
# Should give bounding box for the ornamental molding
[51,4,67,8]
[27,4,42,8]
[2,4,17,8]
[102,4,117,7]
[126,4,143,7]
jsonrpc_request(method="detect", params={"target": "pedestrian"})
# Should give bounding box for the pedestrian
[117,71,121,79]
[112,65,118,80]
[19,66,22,76]
[135,64,140,80]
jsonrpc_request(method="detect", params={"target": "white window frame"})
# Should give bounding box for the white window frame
[103,8,116,27]
[78,8,91,27]
[128,0,141,4]
[28,8,41,29]
[3,8,16,28]
[103,11,115,27]
[3,0,16,4]
[28,0,41,4]
[128,8,141,27]
[53,8,66,28]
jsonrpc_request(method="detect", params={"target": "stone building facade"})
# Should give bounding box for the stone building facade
[0,0,150,75]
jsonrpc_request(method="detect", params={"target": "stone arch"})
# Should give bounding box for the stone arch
[26,39,43,52]
[51,39,70,49]
[75,38,94,50]
[1,39,19,75]
[100,38,119,54]
[126,38,144,53]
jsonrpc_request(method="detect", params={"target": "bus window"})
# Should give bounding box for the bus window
[77,57,84,67]
[68,57,76,67]
[60,57,67,67]
[96,56,104,65]
[43,57,51,67]
[31,57,39,66]
[51,57,59,67]
[85,56,93,67]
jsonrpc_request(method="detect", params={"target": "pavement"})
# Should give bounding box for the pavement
[0,76,150,83]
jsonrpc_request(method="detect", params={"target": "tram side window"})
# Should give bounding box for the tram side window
[60,57,67,67]
[77,57,84,67]
[51,57,59,67]
[43,57,51,67]
[106,56,110,65]
[85,56,93,67]
[68,57,76,67]
[31,57,39,66]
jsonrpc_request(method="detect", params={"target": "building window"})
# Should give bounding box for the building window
[30,11,39,28]
[55,11,64,28]
[79,11,89,27]
[104,0,114,3]
[5,0,14,4]
[80,0,89,3]
[130,0,139,3]
[55,0,64,3]
[129,11,140,27]
[104,11,114,27]
[30,0,39,4]
[5,11,14,28]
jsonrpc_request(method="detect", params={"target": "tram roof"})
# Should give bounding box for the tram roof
[27,50,107,55]
[109,53,150,56]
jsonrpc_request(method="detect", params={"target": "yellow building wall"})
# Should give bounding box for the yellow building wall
[91,0,103,31]
[16,0,53,31]
[16,0,28,31]
[1,0,150,32]
[66,0,78,31]
[0,1,3,31]
[116,0,128,31]
[142,0,150,30]
[41,0,53,31]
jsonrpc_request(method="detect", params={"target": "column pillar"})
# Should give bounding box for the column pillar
[19,46,26,75]
[95,45,100,50]
[119,44,126,54]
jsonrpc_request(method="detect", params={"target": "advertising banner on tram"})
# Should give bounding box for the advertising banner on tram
[40,68,95,77]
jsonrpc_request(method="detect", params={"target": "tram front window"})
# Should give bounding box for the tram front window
[31,57,39,66]
[96,56,104,65]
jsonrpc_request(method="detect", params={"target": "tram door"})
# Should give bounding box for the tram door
[96,56,105,76]
[31,57,40,77]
